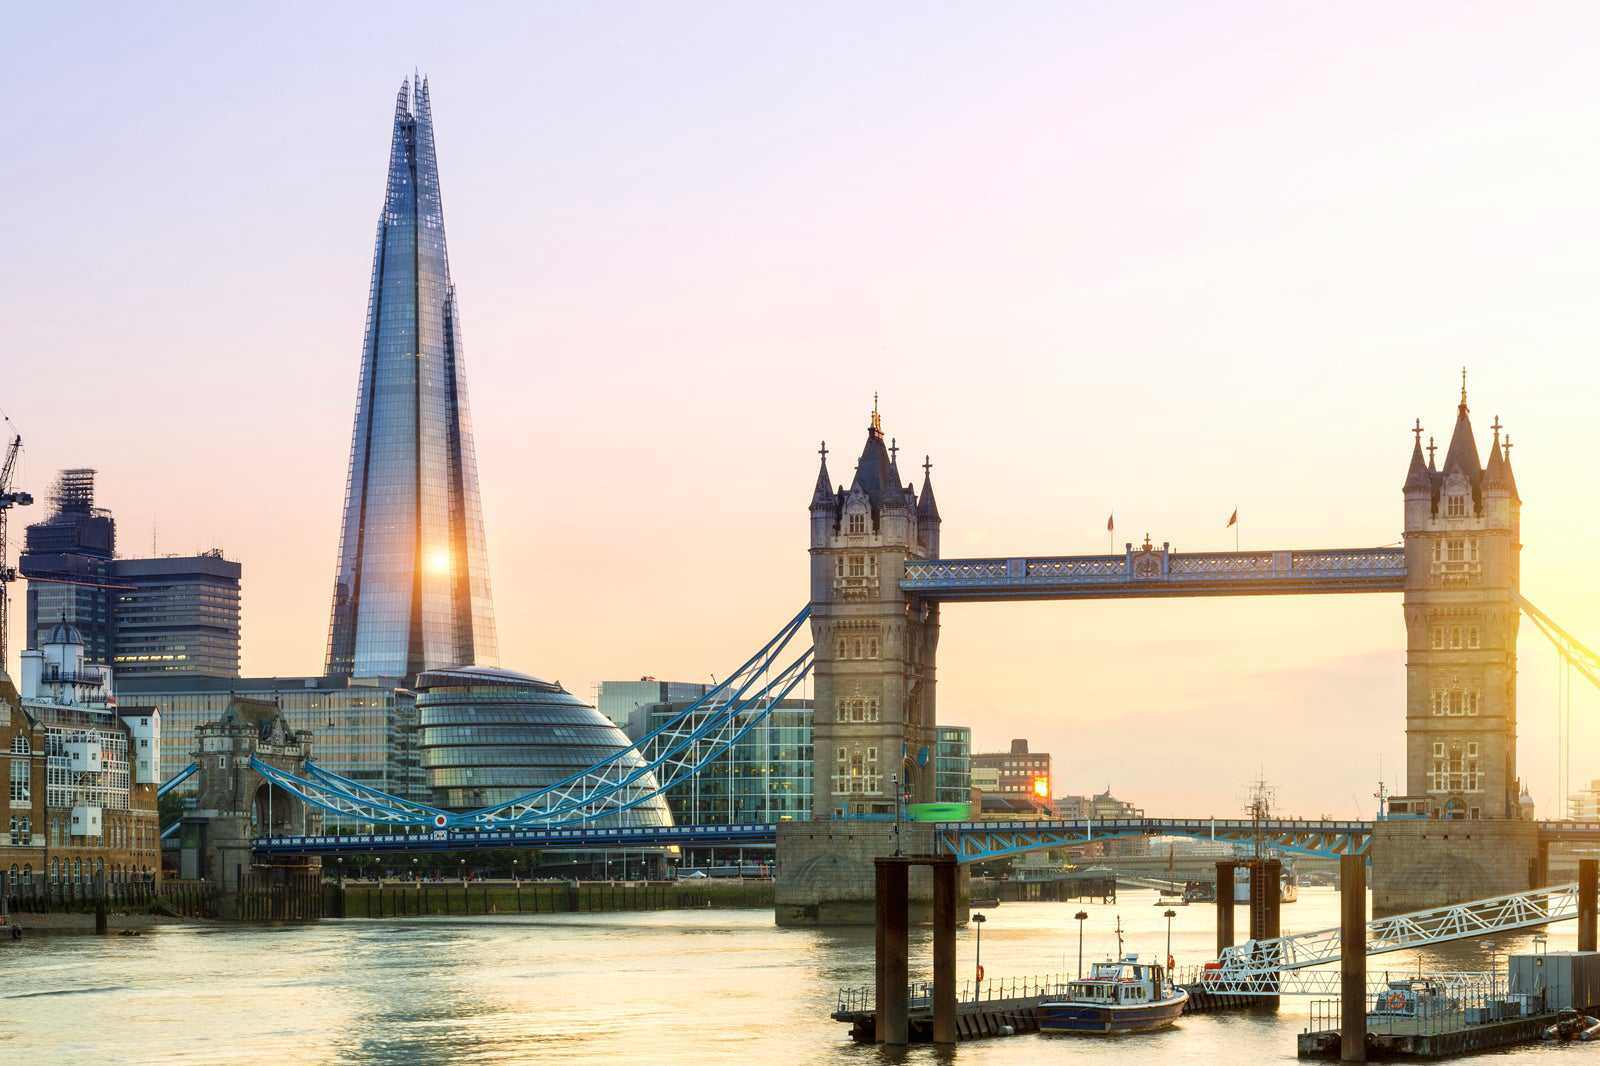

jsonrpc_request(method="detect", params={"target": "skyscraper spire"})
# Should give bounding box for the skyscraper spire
[326,78,499,680]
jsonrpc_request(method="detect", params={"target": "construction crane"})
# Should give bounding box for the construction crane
[0,431,34,669]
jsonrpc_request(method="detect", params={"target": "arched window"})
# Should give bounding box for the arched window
[72,858,82,881]
[21,864,31,886]
[847,512,866,535]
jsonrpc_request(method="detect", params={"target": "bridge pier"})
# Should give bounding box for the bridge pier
[1249,859,1281,1011]
[1580,859,1597,953]
[873,859,910,1045]
[932,859,958,1045]
[1340,853,1367,1063]
[1370,819,1539,915]
[1215,861,1236,956]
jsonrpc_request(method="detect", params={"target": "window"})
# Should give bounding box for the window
[10,734,27,755]
[848,556,865,578]
[1446,495,1465,518]
[1431,628,1444,650]
[9,758,27,803]
[1467,627,1480,650]
[847,513,866,535]
[1449,626,1463,649]
[1469,540,1480,562]
[1433,742,1445,758]
[1467,742,1478,758]
[1447,540,1465,563]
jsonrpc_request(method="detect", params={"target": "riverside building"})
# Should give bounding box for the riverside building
[0,623,162,896]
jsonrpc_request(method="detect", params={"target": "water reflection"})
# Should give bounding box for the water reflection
[2,888,1590,1064]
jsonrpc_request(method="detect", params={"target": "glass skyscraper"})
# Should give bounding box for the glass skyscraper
[326,76,498,681]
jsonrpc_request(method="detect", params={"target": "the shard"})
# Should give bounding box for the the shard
[325,76,498,680]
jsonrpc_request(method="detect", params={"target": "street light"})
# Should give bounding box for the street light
[411,857,418,884]
[973,912,988,992]
[459,858,466,883]
[1074,910,1089,979]
[1163,908,1177,974]
[511,859,518,883]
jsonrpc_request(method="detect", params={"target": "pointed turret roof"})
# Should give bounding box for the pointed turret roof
[849,398,899,512]
[1403,421,1432,493]
[810,443,836,510]
[1483,421,1509,493]
[917,457,941,522]
[1441,375,1482,482]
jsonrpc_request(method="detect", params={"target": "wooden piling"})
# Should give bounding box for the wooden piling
[1340,853,1366,1063]
[1216,861,1235,957]
[1579,859,1597,953]
[932,860,958,1045]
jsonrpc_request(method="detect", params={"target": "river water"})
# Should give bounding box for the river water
[3,886,1590,1063]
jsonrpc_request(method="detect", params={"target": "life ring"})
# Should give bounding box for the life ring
[1384,991,1407,1010]
[1167,954,1175,971]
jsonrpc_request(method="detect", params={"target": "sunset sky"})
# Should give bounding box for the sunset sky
[5,3,1599,817]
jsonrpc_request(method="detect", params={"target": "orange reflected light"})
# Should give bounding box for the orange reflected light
[425,546,452,574]
[1032,776,1050,799]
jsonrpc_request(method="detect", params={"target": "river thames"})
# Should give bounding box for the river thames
[5,887,1589,1063]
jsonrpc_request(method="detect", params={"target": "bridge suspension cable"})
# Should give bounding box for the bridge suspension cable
[1519,594,1600,692]
[157,762,199,798]
[242,607,816,832]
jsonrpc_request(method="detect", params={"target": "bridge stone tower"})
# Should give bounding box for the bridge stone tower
[808,403,941,818]
[1399,377,1524,821]
[180,697,321,905]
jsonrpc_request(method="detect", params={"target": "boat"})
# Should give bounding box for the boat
[1036,954,1188,1035]
[1182,880,1215,903]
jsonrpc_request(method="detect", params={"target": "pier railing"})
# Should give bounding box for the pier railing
[835,973,1072,1016]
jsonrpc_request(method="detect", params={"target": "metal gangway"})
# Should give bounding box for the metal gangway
[1204,882,1580,995]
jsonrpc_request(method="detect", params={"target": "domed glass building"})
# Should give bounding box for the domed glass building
[414,666,672,875]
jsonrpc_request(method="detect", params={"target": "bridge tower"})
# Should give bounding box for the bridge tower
[1399,376,1523,820]
[180,697,321,906]
[808,402,941,818]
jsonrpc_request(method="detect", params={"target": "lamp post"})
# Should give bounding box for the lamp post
[411,857,418,884]
[1163,908,1177,974]
[511,859,518,883]
[973,912,987,992]
[459,858,466,883]
[1074,910,1089,979]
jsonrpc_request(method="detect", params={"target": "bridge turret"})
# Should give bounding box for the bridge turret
[809,401,940,819]
[1399,373,1522,821]
[917,456,941,557]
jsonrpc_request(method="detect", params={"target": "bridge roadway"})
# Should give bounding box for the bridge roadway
[252,817,1600,860]
[900,546,1407,601]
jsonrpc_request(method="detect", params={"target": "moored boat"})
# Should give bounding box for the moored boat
[1036,954,1188,1035]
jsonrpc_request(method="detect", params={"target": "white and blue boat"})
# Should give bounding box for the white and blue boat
[1036,955,1189,1035]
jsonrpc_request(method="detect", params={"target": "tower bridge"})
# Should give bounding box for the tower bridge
[165,377,1600,924]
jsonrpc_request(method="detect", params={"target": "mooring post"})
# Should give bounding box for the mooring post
[1340,853,1366,1063]
[1215,861,1235,957]
[1579,859,1597,953]
[1249,859,1281,1010]
[94,872,107,935]
[932,859,958,1044]
[873,858,910,1045]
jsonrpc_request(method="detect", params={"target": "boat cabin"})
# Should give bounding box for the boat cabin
[1060,956,1167,1006]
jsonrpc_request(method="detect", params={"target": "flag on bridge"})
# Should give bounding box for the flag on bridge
[1106,513,1114,531]
[1226,508,1238,528]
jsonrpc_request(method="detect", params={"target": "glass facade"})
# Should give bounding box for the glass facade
[119,676,423,800]
[598,679,711,732]
[643,698,813,825]
[934,726,971,805]
[415,666,672,832]
[327,76,497,681]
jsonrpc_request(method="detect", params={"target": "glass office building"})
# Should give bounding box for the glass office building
[110,553,242,678]
[417,666,668,812]
[934,726,972,805]
[598,678,711,732]
[642,698,813,825]
[326,76,498,681]
[118,675,423,801]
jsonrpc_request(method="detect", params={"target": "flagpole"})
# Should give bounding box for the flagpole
[1235,504,1240,552]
